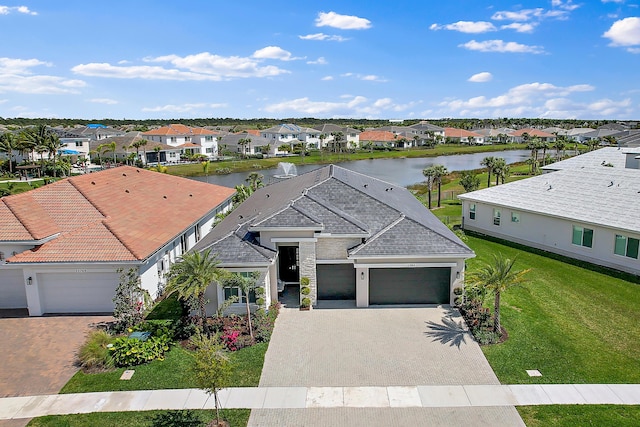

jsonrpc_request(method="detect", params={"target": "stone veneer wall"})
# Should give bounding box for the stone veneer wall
[316,238,362,260]
[298,241,317,305]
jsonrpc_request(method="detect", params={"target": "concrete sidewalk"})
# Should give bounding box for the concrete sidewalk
[1,384,640,421]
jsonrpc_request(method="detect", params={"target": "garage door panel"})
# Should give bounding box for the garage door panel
[0,269,27,308]
[39,272,119,314]
[369,267,450,305]
[317,264,356,300]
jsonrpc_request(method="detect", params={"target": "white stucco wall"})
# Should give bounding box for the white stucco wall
[462,200,640,274]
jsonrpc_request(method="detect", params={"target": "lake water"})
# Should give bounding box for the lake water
[191,150,531,188]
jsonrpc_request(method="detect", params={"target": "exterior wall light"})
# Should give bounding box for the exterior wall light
[361,271,365,280]
[456,271,460,280]
[27,276,33,286]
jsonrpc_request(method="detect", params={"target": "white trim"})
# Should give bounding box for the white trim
[355,262,457,268]
[316,259,354,264]
[316,233,368,238]
[350,254,473,260]
[253,227,321,232]
[270,237,318,243]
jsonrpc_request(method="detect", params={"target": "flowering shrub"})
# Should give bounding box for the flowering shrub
[221,328,241,351]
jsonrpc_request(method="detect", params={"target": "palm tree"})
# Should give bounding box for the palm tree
[432,164,448,208]
[422,166,436,209]
[466,253,530,334]
[201,160,210,183]
[553,137,567,161]
[0,132,17,174]
[238,138,251,159]
[492,158,506,186]
[165,248,227,333]
[480,156,496,188]
[153,146,162,167]
[526,137,541,174]
[139,140,148,165]
[232,184,252,205]
[245,171,263,191]
[44,133,63,177]
[130,140,145,164]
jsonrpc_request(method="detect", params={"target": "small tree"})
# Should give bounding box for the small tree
[113,268,150,330]
[191,333,233,427]
[459,171,480,193]
[221,272,259,340]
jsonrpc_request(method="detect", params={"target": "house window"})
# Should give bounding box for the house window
[180,234,188,253]
[194,224,201,242]
[75,141,83,147]
[206,147,213,153]
[511,212,520,223]
[469,204,476,220]
[205,136,213,141]
[224,287,256,304]
[493,209,501,226]
[170,137,177,143]
[169,152,176,158]
[614,235,639,259]
[0,252,4,261]
[572,226,593,248]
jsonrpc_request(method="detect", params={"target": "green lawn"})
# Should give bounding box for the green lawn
[27,409,250,427]
[466,236,640,384]
[60,343,268,393]
[517,405,640,427]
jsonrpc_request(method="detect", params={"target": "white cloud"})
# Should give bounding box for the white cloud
[491,9,545,21]
[73,52,290,81]
[315,11,371,30]
[264,95,418,117]
[0,5,37,15]
[603,17,640,51]
[602,0,624,3]
[438,82,604,118]
[252,46,297,61]
[321,76,334,81]
[339,72,387,82]
[460,39,545,53]
[299,33,348,41]
[501,22,537,33]
[142,103,227,113]
[89,98,118,105]
[468,72,493,82]
[430,21,496,33]
[0,57,86,94]
[491,5,576,22]
[307,57,327,65]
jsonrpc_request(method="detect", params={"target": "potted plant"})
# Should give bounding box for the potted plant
[300,277,311,310]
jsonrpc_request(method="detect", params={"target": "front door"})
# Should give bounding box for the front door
[278,246,299,282]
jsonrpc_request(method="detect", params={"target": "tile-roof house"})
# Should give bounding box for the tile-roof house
[443,128,485,144]
[459,147,640,275]
[192,165,474,312]
[0,166,235,315]
[509,128,556,143]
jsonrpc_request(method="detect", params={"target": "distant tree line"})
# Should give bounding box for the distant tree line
[0,117,630,131]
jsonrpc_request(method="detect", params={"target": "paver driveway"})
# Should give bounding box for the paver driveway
[259,306,499,387]
[0,313,111,398]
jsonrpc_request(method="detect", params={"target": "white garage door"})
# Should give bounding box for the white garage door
[39,272,119,314]
[0,269,27,309]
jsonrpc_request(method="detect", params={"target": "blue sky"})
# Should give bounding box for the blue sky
[1,0,639,120]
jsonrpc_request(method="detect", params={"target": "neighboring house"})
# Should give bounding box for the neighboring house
[459,148,640,275]
[143,124,221,158]
[89,132,181,165]
[472,128,515,144]
[260,124,322,149]
[192,165,474,314]
[443,128,485,144]
[358,130,400,148]
[48,128,92,159]
[565,128,596,143]
[313,124,361,149]
[219,132,274,156]
[75,125,126,141]
[408,121,446,142]
[508,128,555,143]
[0,166,235,315]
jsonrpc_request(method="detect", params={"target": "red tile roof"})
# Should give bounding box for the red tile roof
[359,130,397,142]
[245,129,261,136]
[2,166,235,263]
[443,128,483,138]
[143,124,219,136]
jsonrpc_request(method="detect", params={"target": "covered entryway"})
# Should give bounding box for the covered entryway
[0,269,27,309]
[38,272,119,314]
[278,246,299,283]
[369,267,450,305]
[317,264,356,300]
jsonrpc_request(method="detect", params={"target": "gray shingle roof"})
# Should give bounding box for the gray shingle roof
[459,167,640,233]
[205,233,274,265]
[541,147,627,171]
[193,164,473,262]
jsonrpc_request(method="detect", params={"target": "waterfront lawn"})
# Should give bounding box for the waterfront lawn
[466,236,640,385]
[27,409,250,427]
[60,343,268,393]
[517,405,640,427]
[167,143,527,177]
